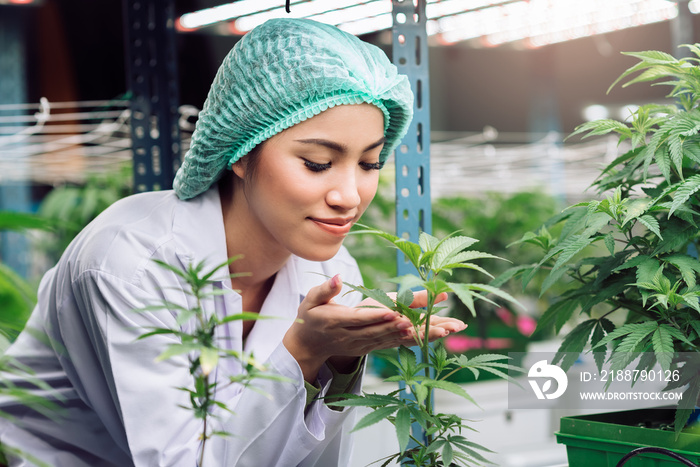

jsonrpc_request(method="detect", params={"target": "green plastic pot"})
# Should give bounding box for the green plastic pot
[556,408,700,467]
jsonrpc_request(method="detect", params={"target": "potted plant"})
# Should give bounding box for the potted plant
[503,44,700,466]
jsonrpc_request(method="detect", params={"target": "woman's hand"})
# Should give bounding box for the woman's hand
[282,275,466,382]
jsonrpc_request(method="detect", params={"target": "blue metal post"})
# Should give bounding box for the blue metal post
[392,0,432,456]
[123,0,181,193]
[0,7,31,278]
[393,0,431,243]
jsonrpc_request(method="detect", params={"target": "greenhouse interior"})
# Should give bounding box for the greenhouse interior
[1,1,700,466]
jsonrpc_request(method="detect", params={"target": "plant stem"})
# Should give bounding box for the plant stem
[422,285,436,457]
[199,383,209,467]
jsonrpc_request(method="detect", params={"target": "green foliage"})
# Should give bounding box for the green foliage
[0,211,58,465]
[507,44,700,434]
[38,164,132,262]
[0,211,55,342]
[136,258,289,467]
[331,227,524,466]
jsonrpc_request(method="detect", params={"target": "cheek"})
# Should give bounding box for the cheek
[358,173,380,209]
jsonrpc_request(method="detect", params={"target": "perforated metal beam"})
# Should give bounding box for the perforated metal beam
[392,0,432,455]
[393,0,431,246]
[123,0,181,193]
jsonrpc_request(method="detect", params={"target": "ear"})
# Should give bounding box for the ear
[231,160,246,179]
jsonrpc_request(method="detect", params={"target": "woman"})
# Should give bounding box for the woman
[0,18,465,466]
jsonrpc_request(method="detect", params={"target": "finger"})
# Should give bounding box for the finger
[301,274,343,311]
[427,316,467,333]
[408,291,449,308]
[342,307,401,328]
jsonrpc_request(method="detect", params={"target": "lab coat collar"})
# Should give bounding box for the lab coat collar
[172,186,231,282]
[243,257,302,363]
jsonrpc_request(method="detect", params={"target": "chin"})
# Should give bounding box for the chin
[294,242,343,263]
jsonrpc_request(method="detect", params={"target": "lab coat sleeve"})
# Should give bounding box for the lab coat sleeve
[206,343,363,467]
[71,268,362,467]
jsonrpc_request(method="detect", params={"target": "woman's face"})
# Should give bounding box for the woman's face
[232,103,385,262]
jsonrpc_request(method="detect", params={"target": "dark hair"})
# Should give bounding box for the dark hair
[242,143,263,181]
[218,142,263,194]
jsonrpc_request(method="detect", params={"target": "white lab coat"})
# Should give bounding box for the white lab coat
[0,187,365,467]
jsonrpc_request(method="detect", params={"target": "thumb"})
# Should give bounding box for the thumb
[302,274,343,310]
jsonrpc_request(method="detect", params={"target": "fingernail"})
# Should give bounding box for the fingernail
[396,321,412,330]
[384,312,399,321]
[401,329,412,337]
[331,274,341,288]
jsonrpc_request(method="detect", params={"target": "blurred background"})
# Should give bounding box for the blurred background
[1,1,700,465]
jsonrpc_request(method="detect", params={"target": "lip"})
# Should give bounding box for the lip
[309,217,354,237]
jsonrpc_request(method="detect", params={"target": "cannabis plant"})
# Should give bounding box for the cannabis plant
[505,44,700,432]
[330,226,523,466]
[136,258,288,466]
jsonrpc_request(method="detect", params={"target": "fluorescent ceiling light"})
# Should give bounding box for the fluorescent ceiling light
[180,0,303,29]
[235,0,389,32]
[338,13,393,36]
[437,0,678,46]
[178,0,696,48]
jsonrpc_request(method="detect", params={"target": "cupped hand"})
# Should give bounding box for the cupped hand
[282,275,466,382]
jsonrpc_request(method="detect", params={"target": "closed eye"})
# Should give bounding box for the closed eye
[303,159,332,172]
[360,161,384,171]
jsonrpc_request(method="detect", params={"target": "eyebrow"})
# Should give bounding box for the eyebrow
[294,136,386,154]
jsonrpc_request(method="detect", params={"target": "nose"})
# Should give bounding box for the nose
[325,171,361,211]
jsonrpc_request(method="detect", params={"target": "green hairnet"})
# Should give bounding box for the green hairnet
[174,18,414,200]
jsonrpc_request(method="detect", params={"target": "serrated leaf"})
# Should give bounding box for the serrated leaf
[540,263,571,297]
[663,254,700,288]
[442,441,454,467]
[433,236,479,270]
[531,298,579,338]
[423,379,478,407]
[603,232,616,255]
[342,282,396,309]
[550,234,597,273]
[351,406,399,432]
[396,287,414,307]
[387,274,426,292]
[593,321,659,350]
[424,438,446,456]
[325,393,398,408]
[553,320,597,371]
[447,282,476,316]
[591,318,615,372]
[567,119,633,140]
[412,382,428,406]
[419,231,439,253]
[637,215,663,239]
[684,139,700,164]
[675,375,700,433]
[395,407,411,453]
[651,327,674,372]
[394,240,422,267]
[670,174,700,217]
[455,282,524,310]
[655,145,672,182]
